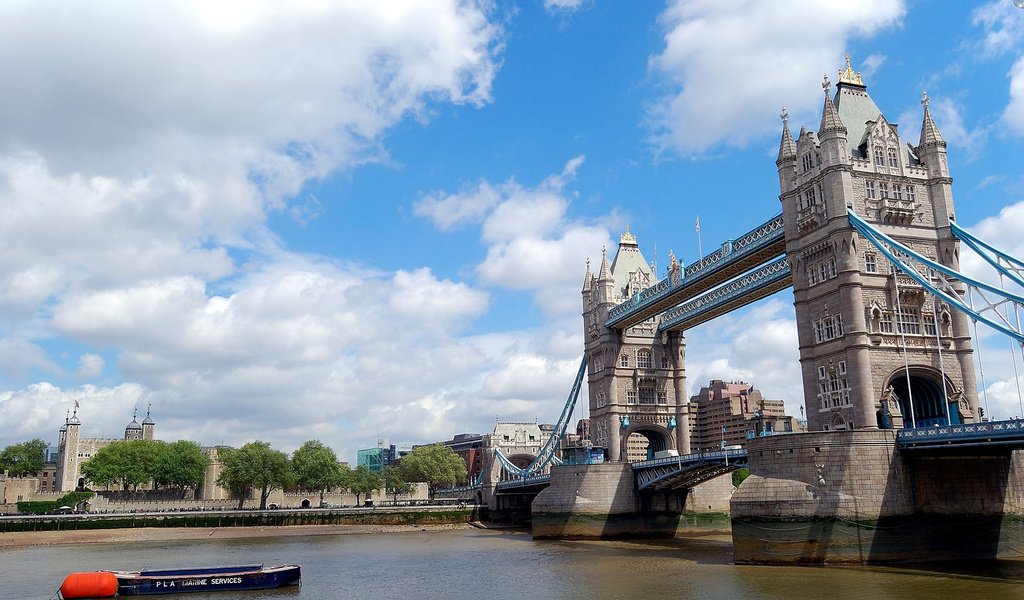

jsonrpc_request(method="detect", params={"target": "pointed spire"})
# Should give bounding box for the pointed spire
[819,75,846,135]
[581,258,594,292]
[597,246,612,281]
[918,91,946,149]
[777,107,796,164]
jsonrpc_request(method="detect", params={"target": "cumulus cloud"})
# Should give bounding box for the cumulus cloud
[1005,57,1024,134]
[0,2,514,452]
[685,298,802,415]
[648,0,905,156]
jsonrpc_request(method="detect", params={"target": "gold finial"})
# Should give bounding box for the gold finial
[837,52,864,86]
[620,224,637,245]
[921,90,930,109]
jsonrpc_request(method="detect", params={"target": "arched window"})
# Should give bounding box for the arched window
[873,145,885,165]
[636,349,652,369]
[887,147,899,168]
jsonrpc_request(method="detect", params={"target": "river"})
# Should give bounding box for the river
[5,529,1024,599]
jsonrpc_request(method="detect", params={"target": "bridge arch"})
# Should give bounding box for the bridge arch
[497,453,537,482]
[885,367,959,428]
[621,423,673,463]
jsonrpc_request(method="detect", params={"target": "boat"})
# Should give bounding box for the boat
[58,564,301,598]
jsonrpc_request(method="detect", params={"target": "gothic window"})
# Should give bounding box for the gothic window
[596,391,606,408]
[894,185,903,200]
[906,185,916,202]
[865,252,877,273]
[817,366,827,380]
[874,145,885,165]
[880,182,889,199]
[887,147,899,168]
[657,390,667,404]
[591,352,604,372]
[807,266,818,286]
[835,314,843,336]
[822,318,836,341]
[827,258,837,278]
[639,386,655,405]
[636,349,652,369]
[880,312,894,333]
[838,360,847,375]
[897,307,920,335]
[660,353,669,369]
[865,180,876,199]
[620,354,629,368]
[924,314,937,337]
[626,388,637,404]
[802,154,813,172]
[804,187,817,208]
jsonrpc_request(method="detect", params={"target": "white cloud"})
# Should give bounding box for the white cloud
[648,0,904,156]
[1004,57,1024,134]
[545,0,586,12]
[972,1,1024,58]
[76,354,106,380]
[685,298,803,416]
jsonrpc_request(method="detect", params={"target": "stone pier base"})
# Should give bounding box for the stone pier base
[731,430,1024,564]
[531,462,733,539]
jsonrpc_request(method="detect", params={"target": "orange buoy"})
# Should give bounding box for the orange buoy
[59,571,118,599]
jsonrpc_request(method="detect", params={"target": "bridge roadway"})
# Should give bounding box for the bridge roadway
[606,214,786,331]
[896,418,1024,452]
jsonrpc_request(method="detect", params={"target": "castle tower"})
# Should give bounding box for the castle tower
[125,407,143,440]
[778,55,978,432]
[142,403,155,441]
[582,229,690,462]
[55,407,82,492]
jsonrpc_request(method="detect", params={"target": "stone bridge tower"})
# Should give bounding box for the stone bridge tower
[778,56,978,432]
[582,230,690,462]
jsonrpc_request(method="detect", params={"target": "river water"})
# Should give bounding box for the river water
[5,529,1024,600]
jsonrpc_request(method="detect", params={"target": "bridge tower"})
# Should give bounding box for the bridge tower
[778,56,978,432]
[582,230,690,462]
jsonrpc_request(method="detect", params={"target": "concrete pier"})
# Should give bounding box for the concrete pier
[731,431,1024,563]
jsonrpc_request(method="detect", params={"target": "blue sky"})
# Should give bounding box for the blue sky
[2,0,1024,461]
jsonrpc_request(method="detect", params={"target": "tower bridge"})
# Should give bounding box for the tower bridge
[485,56,1024,562]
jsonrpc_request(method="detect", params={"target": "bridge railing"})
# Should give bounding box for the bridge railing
[631,448,748,470]
[896,419,1024,447]
[606,214,784,324]
[494,474,551,491]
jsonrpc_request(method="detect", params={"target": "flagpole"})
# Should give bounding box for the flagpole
[696,215,703,258]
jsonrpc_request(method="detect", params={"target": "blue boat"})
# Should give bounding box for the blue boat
[110,564,301,596]
[59,564,301,597]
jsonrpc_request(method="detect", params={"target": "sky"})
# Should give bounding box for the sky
[2,0,1024,462]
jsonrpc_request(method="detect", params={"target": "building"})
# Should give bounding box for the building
[778,56,978,431]
[55,406,156,492]
[689,380,804,451]
[441,433,485,483]
[581,228,691,462]
[357,445,397,472]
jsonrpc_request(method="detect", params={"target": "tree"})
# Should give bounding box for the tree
[0,438,47,477]
[348,465,381,506]
[398,443,467,501]
[291,440,344,506]
[381,466,413,504]
[80,439,162,491]
[216,441,291,510]
[154,440,210,498]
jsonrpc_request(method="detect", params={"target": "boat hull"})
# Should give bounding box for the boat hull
[112,565,301,596]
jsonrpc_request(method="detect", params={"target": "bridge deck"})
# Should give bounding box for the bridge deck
[633,449,748,491]
[896,419,1024,451]
[606,215,784,330]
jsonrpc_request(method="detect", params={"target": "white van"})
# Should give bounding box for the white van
[653,449,679,460]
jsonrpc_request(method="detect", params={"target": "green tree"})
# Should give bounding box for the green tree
[216,441,291,510]
[81,439,163,491]
[381,466,413,504]
[291,440,344,506]
[154,440,210,498]
[0,438,47,477]
[398,443,467,501]
[348,464,381,505]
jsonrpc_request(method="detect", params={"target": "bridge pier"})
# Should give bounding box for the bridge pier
[731,430,1024,564]
[531,463,732,539]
